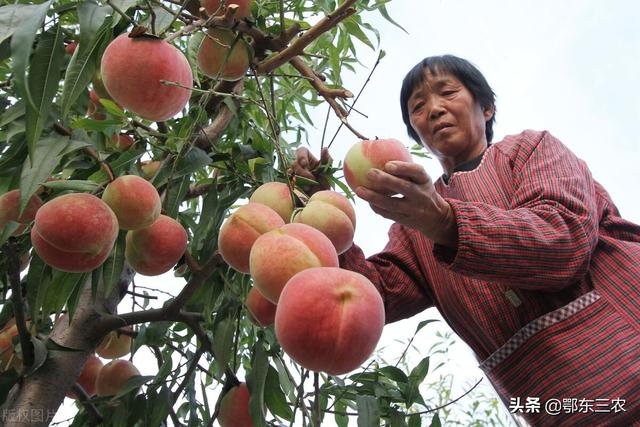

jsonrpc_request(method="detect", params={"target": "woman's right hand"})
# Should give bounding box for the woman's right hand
[290,147,332,195]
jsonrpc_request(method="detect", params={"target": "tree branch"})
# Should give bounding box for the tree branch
[5,239,34,370]
[255,0,358,74]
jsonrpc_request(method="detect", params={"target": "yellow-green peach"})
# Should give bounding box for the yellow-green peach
[102,175,161,230]
[248,182,295,223]
[218,203,285,273]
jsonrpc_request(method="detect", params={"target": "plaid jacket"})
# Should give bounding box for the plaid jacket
[340,130,640,426]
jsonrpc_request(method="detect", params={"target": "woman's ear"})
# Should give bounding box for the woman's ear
[483,104,495,121]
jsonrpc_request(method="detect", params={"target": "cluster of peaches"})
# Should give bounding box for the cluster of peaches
[0,316,138,399]
[0,174,187,277]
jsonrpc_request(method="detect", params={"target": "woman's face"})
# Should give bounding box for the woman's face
[407,69,494,173]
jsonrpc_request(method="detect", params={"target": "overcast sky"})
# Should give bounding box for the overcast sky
[53,1,640,424]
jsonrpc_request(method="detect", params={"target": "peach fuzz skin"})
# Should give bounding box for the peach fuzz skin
[66,355,103,398]
[0,189,43,235]
[249,223,338,303]
[218,382,254,427]
[275,267,385,375]
[245,287,277,327]
[100,33,192,121]
[292,190,356,255]
[343,138,413,192]
[102,175,161,230]
[197,28,250,81]
[95,359,140,396]
[200,0,252,18]
[218,203,285,273]
[248,182,294,223]
[31,193,119,273]
[125,215,188,276]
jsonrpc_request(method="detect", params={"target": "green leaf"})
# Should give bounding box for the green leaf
[26,254,52,322]
[0,100,25,128]
[9,0,52,111]
[246,335,268,427]
[408,413,422,427]
[42,271,87,321]
[41,179,101,192]
[19,133,69,215]
[0,4,42,45]
[356,395,379,427]
[77,1,111,52]
[404,356,430,407]
[60,17,112,118]
[378,366,409,384]
[264,365,293,421]
[342,17,375,50]
[112,375,156,400]
[164,175,191,218]
[71,117,124,132]
[378,4,408,34]
[25,24,65,159]
[415,319,439,334]
[0,222,20,246]
[429,413,441,427]
[109,0,139,27]
[102,232,126,297]
[334,399,349,427]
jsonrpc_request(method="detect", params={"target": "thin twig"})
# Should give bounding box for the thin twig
[5,239,34,369]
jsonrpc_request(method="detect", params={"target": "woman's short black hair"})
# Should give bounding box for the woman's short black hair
[400,55,497,143]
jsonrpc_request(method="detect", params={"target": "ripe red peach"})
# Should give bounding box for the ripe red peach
[218,382,254,427]
[249,223,338,303]
[95,359,140,396]
[218,203,285,273]
[275,267,385,375]
[201,0,252,18]
[96,327,133,359]
[292,190,356,254]
[0,189,43,235]
[100,33,193,121]
[66,355,104,398]
[248,182,295,223]
[65,42,78,55]
[343,138,413,192]
[31,193,119,273]
[125,215,188,276]
[102,175,161,230]
[197,28,250,81]
[245,287,277,327]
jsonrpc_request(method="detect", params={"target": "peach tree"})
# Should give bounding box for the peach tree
[0,0,502,426]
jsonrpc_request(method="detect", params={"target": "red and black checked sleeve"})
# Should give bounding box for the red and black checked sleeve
[339,223,434,323]
[434,131,599,289]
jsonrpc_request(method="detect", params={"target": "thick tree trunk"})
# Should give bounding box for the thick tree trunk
[1,270,132,426]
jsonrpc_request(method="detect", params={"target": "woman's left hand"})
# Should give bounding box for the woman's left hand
[355,161,459,248]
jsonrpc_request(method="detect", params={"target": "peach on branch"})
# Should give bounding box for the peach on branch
[31,193,119,273]
[197,28,250,81]
[292,190,356,254]
[201,0,252,18]
[0,189,43,235]
[249,223,338,303]
[102,175,161,230]
[110,133,135,151]
[218,203,285,273]
[275,267,385,375]
[0,319,34,373]
[140,160,162,180]
[66,355,104,398]
[245,287,277,327]
[96,327,133,359]
[343,138,413,192]
[95,359,140,396]
[65,42,78,56]
[218,382,254,427]
[248,182,295,223]
[125,215,188,276]
[100,32,193,121]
